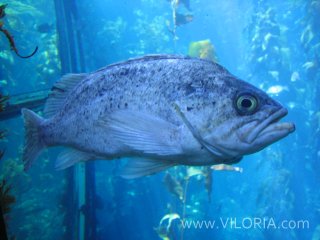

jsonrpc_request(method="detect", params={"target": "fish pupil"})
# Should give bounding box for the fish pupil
[241,98,252,108]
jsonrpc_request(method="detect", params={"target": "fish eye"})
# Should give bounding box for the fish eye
[235,93,258,115]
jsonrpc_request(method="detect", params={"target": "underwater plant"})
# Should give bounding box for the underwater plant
[163,172,184,202]
[154,212,180,240]
[160,164,244,239]
[166,0,193,41]
[188,39,218,62]
[0,3,38,58]
[0,179,16,214]
[0,93,15,240]
[0,179,15,240]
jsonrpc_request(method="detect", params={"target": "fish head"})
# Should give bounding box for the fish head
[200,76,295,162]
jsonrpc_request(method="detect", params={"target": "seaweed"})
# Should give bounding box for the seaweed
[0,177,15,240]
[0,180,15,214]
[0,82,13,240]
[0,4,38,59]
[0,151,14,240]
[0,102,15,216]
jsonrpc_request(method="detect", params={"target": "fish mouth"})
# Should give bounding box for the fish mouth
[245,108,295,146]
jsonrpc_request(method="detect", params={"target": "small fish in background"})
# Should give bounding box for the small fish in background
[302,61,316,70]
[266,85,289,95]
[290,71,300,82]
[21,55,295,179]
[211,164,243,173]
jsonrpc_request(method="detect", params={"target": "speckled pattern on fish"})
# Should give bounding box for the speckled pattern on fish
[21,55,295,178]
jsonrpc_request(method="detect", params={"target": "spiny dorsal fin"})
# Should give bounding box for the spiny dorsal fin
[44,73,87,117]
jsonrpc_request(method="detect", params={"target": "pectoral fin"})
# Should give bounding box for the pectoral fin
[119,158,175,179]
[100,110,183,156]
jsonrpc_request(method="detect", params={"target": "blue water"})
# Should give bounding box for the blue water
[0,0,319,239]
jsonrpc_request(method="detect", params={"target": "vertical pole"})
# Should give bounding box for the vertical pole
[85,162,97,240]
[76,164,86,240]
[53,0,97,239]
[54,1,78,239]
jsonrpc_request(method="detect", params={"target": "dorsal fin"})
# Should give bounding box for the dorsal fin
[44,73,87,117]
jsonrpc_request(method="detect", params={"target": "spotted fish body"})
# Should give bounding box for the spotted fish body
[22,55,295,178]
[45,56,232,158]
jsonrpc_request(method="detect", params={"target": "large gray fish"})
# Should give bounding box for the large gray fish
[22,55,295,178]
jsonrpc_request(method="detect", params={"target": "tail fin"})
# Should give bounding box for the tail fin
[21,108,45,170]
